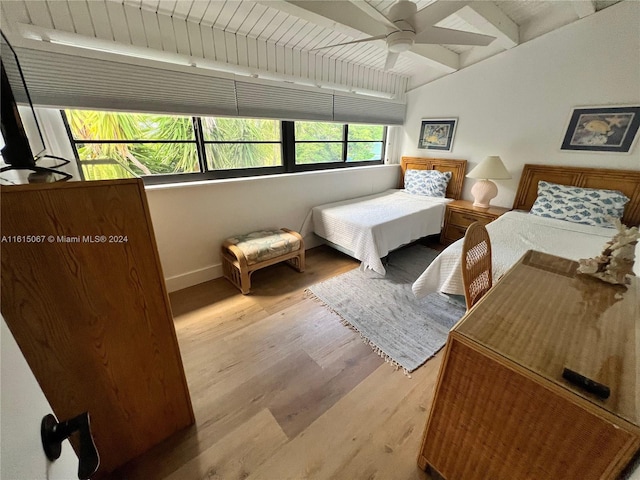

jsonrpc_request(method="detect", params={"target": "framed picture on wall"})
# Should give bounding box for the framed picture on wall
[418,118,457,151]
[560,105,640,153]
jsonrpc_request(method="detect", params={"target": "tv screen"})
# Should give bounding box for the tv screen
[0,30,46,166]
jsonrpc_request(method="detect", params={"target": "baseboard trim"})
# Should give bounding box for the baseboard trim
[163,242,321,293]
[164,264,222,293]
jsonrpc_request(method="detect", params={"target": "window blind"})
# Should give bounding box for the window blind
[235,81,333,121]
[13,47,238,116]
[14,46,405,125]
[334,95,406,125]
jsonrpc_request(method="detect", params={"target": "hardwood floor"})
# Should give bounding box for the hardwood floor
[109,245,441,480]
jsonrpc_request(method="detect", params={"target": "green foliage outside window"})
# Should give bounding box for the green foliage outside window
[67,110,199,179]
[296,143,343,164]
[346,124,384,162]
[205,143,281,170]
[295,122,343,141]
[201,117,281,169]
[65,110,385,181]
[201,117,280,141]
[294,122,384,165]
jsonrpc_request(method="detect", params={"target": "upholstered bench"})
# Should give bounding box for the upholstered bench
[221,228,305,294]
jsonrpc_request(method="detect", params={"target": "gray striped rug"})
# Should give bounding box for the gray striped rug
[307,244,466,373]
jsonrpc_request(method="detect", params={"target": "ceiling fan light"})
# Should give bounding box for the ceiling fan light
[388,41,411,53]
[387,30,415,53]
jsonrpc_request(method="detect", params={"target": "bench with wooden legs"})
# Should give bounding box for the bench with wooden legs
[221,228,305,294]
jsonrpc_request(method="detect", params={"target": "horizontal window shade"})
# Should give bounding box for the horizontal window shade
[14,47,238,116]
[236,81,333,121]
[333,95,405,125]
[14,47,405,125]
[3,64,29,104]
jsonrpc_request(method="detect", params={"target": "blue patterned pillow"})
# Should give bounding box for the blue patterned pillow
[404,169,452,197]
[530,181,629,227]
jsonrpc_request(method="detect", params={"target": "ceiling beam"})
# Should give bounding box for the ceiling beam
[457,3,519,49]
[262,0,460,72]
[572,0,596,18]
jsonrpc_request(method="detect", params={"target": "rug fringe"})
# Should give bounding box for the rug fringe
[305,289,412,378]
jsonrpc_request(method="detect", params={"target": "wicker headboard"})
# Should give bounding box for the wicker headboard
[513,164,640,226]
[400,157,467,200]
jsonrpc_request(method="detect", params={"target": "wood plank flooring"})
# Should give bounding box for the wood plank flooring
[108,245,441,480]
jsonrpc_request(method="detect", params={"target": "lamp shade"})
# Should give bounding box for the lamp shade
[466,156,512,180]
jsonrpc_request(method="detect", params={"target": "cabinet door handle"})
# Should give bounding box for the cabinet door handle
[462,215,479,222]
[41,412,100,479]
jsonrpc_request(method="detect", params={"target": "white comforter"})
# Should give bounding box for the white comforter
[302,189,451,275]
[412,210,635,299]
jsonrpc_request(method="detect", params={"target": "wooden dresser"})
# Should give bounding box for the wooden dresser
[1,179,194,476]
[440,200,510,245]
[418,250,640,480]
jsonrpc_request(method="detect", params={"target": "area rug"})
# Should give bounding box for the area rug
[307,244,466,374]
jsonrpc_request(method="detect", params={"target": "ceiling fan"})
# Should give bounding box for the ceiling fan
[313,0,496,70]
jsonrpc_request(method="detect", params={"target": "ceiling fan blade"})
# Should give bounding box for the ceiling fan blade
[412,1,470,32]
[384,51,400,70]
[311,34,387,51]
[350,1,401,32]
[414,26,495,46]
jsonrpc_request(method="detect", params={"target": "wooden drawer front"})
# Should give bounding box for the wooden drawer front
[442,224,467,243]
[421,338,639,480]
[449,210,491,228]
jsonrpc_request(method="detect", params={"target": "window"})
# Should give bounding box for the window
[63,110,386,183]
[347,124,385,162]
[295,122,344,164]
[201,117,281,170]
[294,122,386,166]
[65,110,199,180]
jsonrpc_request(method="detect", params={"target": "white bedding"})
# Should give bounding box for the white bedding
[302,189,451,275]
[412,210,636,299]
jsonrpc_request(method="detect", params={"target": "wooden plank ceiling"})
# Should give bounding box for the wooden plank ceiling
[0,1,621,97]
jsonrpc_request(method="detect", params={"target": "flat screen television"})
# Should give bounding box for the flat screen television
[0,30,46,168]
[0,31,71,182]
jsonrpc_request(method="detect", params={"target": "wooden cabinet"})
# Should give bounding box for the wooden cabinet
[440,200,509,245]
[1,179,194,477]
[418,251,640,480]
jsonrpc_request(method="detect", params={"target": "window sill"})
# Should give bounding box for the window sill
[144,163,399,191]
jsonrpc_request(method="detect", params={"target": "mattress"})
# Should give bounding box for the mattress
[412,210,635,299]
[302,189,451,275]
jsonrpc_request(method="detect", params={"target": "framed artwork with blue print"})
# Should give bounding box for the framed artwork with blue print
[561,105,640,153]
[418,118,457,151]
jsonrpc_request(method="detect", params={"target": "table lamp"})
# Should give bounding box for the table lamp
[466,156,512,208]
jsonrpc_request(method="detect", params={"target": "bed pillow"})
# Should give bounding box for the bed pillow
[404,169,452,197]
[530,180,629,227]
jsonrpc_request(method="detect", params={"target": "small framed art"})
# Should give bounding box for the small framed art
[560,105,640,153]
[418,118,457,151]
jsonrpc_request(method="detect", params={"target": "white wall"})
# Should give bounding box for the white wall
[146,164,400,292]
[401,0,640,209]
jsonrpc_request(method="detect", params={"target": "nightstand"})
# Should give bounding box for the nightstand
[440,200,510,245]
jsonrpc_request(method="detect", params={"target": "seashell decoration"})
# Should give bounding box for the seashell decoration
[577,219,639,285]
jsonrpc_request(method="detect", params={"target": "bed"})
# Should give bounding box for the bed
[303,157,467,275]
[412,163,640,299]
